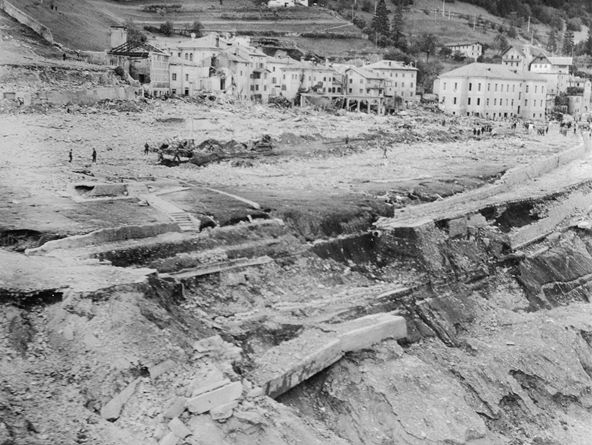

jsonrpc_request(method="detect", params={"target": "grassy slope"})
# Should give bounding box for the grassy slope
[19,0,116,50]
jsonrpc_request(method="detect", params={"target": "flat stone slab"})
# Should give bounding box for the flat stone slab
[0,251,154,306]
[249,312,407,399]
[186,381,243,414]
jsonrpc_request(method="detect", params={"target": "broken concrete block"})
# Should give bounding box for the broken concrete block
[234,409,265,426]
[186,381,243,414]
[192,335,241,361]
[100,378,139,421]
[168,417,191,439]
[259,337,344,399]
[150,359,175,381]
[448,217,468,238]
[191,378,230,398]
[163,397,187,419]
[159,432,178,445]
[194,335,224,353]
[210,400,238,422]
[337,313,407,353]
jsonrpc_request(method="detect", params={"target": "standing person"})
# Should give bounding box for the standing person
[144,142,150,155]
[68,149,72,163]
[382,144,388,159]
[92,148,97,163]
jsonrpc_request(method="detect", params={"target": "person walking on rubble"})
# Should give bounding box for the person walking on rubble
[68,149,72,163]
[144,142,150,155]
[173,147,181,163]
[92,148,97,163]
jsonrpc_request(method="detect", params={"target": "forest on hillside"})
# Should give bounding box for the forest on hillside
[457,0,592,29]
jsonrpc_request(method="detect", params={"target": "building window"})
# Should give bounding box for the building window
[410,83,413,89]
[469,83,472,91]
[535,85,538,93]
[453,97,457,104]
[526,85,529,93]
[478,83,481,91]
[494,99,497,105]
[477,98,480,105]
[454,82,458,90]
[525,99,528,106]
[282,85,286,91]
[349,88,352,93]
[185,74,189,81]
[468,98,471,105]
[488,83,491,91]
[172,89,176,94]
[443,82,446,90]
[172,73,177,81]
[495,83,498,92]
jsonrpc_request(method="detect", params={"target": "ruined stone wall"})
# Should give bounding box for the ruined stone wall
[0,0,54,44]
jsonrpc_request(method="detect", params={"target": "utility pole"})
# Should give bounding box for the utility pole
[527,16,530,34]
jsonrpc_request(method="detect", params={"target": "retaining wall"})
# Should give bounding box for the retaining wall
[39,86,138,106]
[27,223,181,255]
[0,0,54,43]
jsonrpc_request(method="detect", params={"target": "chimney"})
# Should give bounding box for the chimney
[109,25,127,49]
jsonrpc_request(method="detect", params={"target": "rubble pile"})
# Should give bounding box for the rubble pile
[155,135,275,167]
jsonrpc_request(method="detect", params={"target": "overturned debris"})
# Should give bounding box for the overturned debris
[155,136,274,167]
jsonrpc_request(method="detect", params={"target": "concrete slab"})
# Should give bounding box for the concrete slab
[185,381,243,414]
[249,313,407,399]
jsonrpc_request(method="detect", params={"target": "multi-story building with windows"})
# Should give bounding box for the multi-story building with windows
[434,63,547,120]
[364,60,417,102]
[444,42,483,61]
[529,56,573,94]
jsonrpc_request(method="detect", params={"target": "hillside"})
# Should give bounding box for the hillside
[12,0,364,52]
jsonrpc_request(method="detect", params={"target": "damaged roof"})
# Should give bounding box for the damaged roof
[108,41,168,57]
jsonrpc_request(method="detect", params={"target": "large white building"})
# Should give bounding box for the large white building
[434,63,547,120]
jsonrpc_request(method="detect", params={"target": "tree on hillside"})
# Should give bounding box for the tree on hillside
[189,20,204,37]
[585,29,592,56]
[125,20,147,45]
[417,33,438,62]
[494,33,508,53]
[547,29,558,54]
[371,0,390,39]
[562,30,575,56]
[391,3,405,49]
[160,21,174,36]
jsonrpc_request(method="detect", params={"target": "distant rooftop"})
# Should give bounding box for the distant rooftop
[108,41,167,57]
[445,41,481,47]
[366,60,417,71]
[439,62,544,82]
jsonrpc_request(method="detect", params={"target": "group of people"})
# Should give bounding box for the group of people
[472,125,493,136]
[68,148,96,163]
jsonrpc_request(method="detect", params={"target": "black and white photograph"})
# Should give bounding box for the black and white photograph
[1,0,592,443]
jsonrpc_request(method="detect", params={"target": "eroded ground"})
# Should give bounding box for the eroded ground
[4,17,592,445]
